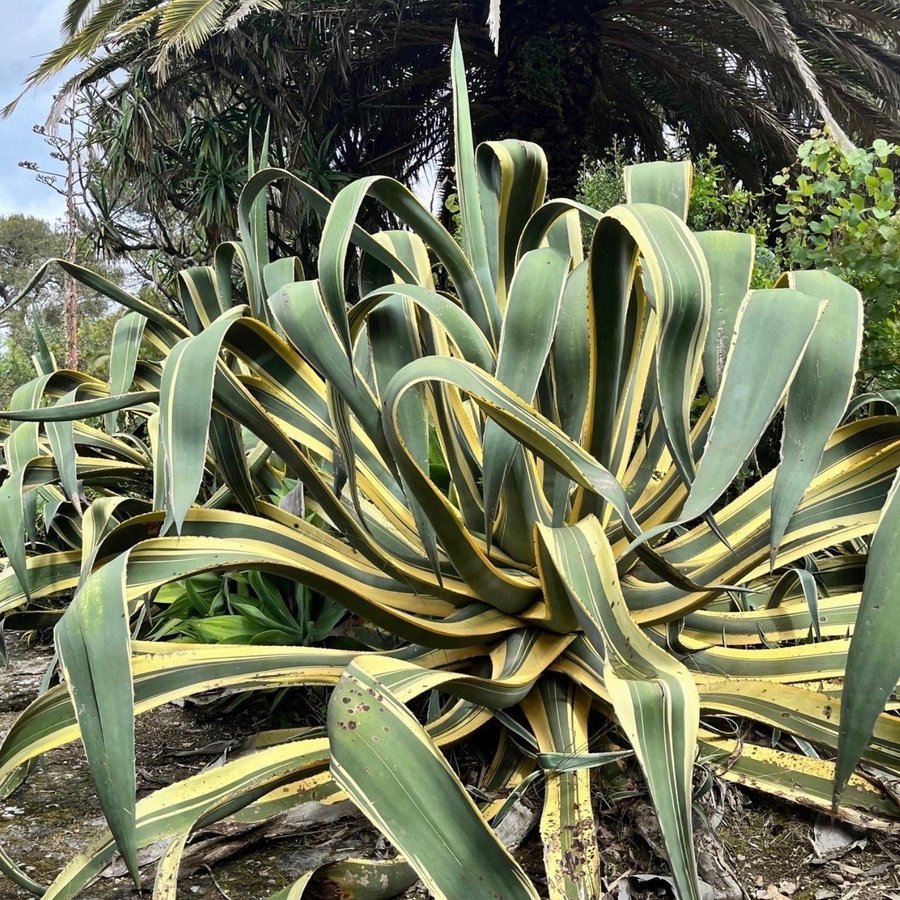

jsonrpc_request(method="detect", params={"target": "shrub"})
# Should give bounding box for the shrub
[1,37,900,900]
[578,144,782,290]
[775,130,900,387]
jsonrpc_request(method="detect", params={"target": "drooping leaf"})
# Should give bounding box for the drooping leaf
[835,468,900,804]
[538,516,702,900]
[329,658,539,900]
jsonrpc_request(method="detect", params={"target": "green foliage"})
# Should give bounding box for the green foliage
[1,42,899,900]
[0,215,123,403]
[575,140,627,214]
[17,0,900,279]
[510,34,570,116]
[774,130,900,385]
[152,571,347,646]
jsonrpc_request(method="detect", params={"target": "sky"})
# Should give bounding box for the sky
[0,2,439,223]
[0,0,70,223]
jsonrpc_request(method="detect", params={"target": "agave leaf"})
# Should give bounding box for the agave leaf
[699,679,900,773]
[702,732,900,830]
[208,411,258,515]
[6,406,40,549]
[268,280,389,466]
[31,319,56,374]
[586,201,709,499]
[0,468,30,601]
[450,27,498,339]
[42,738,330,898]
[76,496,126,590]
[537,516,702,900]
[678,587,839,645]
[247,121,272,318]
[483,247,568,535]
[624,159,692,220]
[694,231,755,396]
[766,567,821,640]
[518,198,601,259]
[521,677,601,900]
[835,468,900,804]
[547,259,591,523]
[55,553,138,882]
[331,630,568,712]
[46,389,80,507]
[329,658,539,900]
[158,306,246,531]
[352,284,494,372]
[475,138,548,304]
[683,289,826,520]
[770,270,863,564]
[0,391,159,422]
[0,640,469,795]
[239,168,418,293]
[263,256,304,300]
[318,174,489,362]
[105,312,147,433]
[213,240,247,310]
[267,858,418,900]
[0,550,80,620]
[152,832,191,900]
[626,419,900,624]
[179,266,227,334]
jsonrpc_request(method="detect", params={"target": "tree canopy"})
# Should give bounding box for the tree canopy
[13,1,900,268]
[0,215,122,403]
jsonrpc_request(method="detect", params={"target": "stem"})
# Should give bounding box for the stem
[64,109,79,369]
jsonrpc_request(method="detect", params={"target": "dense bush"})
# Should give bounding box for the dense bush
[579,135,900,389]
[775,131,900,387]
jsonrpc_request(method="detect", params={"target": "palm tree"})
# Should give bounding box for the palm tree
[13,0,900,256]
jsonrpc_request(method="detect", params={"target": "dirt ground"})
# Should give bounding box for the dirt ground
[2,634,900,900]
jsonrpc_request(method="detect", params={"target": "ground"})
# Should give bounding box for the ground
[1,635,899,900]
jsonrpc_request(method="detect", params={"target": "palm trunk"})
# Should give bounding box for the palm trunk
[489,0,606,196]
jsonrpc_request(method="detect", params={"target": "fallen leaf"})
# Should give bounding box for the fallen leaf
[811,814,866,861]
[493,800,537,850]
[756,885,788,899]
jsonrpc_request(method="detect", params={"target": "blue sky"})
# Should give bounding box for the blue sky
[0,0,70,223]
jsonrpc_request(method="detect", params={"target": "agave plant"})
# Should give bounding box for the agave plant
[0,287,287,639]
[0,310,156,634]
[151,567,347,646]
[2,36,900,900]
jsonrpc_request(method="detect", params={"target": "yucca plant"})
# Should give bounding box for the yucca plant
[2,36,900,900]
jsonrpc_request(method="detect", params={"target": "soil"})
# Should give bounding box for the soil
[2,634,900,900]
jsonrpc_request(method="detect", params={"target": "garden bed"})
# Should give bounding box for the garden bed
[1,635,899,900]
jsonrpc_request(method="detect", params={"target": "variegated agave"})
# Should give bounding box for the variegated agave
[2,36,900,900]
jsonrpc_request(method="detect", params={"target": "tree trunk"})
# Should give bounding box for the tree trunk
[489,0,607,196]
[64,111,78,370]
